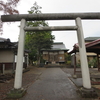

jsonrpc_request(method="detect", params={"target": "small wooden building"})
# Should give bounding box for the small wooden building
[41,42,69,65]
[69,37,100,71]
[0,38,29,74]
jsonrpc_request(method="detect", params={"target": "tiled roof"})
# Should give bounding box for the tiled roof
[0,38,29,52]
[85,37,100,42]
[69,38,100,54]
[86,39,100,47]
[0,37,8,42]
[42,42,69,51]
[52,42,66,49]
[0,38,17,49]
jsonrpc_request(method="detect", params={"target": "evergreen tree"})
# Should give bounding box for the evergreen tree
[25,2,55,65]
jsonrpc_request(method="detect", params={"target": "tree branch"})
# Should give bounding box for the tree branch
[0,0,19,34]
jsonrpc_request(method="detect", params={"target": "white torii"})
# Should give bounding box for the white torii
[2,13,100,90]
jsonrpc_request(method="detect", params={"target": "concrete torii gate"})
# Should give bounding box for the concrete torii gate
[1,13,100,97]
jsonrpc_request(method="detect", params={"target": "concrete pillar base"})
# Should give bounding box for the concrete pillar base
[78,87,98,98]
[6,88,26,99]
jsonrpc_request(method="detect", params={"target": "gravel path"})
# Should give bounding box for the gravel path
[0,66,45,100]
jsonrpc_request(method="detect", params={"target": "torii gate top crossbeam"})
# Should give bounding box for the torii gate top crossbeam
[1,12,100,22]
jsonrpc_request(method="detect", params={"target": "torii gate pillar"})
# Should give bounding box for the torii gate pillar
[14,19,26,89]
[7,19,26,99]
[75,18,98,97]
[76,17,91,89]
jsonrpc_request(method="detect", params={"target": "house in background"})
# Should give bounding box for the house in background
[0,37,29,74]
[69,37,100,71]
[41,42,69,65]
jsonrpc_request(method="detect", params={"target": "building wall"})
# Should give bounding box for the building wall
[71,38,100,67]
[43,54,48,61]
[42,51,66,64]
[71,53,80,66]
[0,50,14,63]
[71,52,97,67]
[58,54,65,62]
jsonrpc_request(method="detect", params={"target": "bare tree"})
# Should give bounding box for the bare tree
[0,0,20,34]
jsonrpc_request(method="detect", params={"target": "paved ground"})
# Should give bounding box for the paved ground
[20,68,81,100]
[0,67,100,100]
[62,68,100,99]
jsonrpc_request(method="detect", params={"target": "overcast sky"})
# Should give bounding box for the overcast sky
[1,0,100,51]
